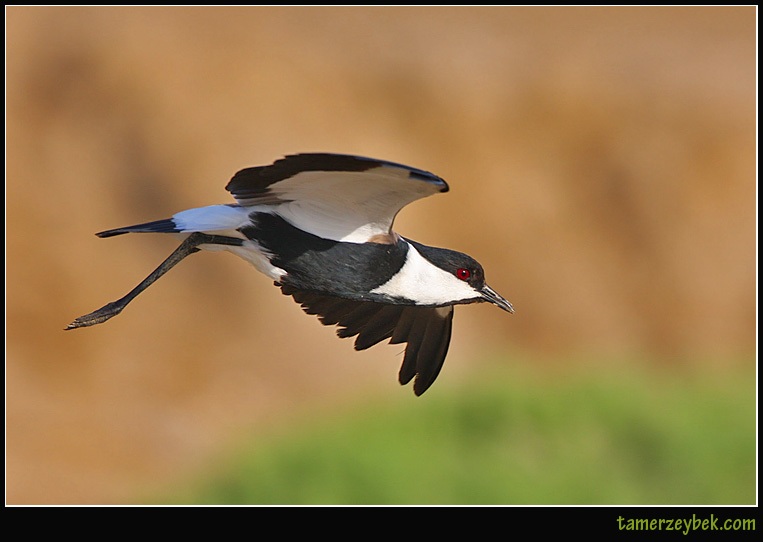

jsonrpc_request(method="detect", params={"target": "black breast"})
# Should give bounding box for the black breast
[241,212,409,301]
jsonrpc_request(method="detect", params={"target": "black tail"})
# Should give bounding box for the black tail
[96,218,179,238]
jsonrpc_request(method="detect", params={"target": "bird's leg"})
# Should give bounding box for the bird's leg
[65,232,243,330]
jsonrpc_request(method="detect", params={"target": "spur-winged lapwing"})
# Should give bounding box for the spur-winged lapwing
[67,153,513,395]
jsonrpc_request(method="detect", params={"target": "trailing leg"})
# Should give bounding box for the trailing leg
[66,233,242,330]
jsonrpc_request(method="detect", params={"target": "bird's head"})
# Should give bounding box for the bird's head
[373,240,514,313]
[421,245,514,313]
[444,256,514,313]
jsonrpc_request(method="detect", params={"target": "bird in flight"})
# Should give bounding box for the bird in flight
[67,153,513,395]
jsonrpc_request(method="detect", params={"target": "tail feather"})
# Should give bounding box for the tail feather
[96,218,179,238]
[96,205,250,238]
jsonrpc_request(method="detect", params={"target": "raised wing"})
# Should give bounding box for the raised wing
[226,153,449,243]
[280,284,454,396]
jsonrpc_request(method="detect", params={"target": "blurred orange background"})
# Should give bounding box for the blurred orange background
[6,6,756,504]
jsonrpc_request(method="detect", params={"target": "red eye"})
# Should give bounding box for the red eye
[456,268,471,281]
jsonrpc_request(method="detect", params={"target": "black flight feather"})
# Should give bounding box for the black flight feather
[280,284,454,395]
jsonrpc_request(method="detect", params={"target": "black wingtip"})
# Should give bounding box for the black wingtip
[412,368,440,397]
[413,383,427,397]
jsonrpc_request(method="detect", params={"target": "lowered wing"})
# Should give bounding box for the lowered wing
[280,284,454,396]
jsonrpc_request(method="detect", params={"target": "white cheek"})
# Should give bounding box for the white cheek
[371,244,478,305]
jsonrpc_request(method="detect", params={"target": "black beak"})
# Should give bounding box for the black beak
[481,284,514,313]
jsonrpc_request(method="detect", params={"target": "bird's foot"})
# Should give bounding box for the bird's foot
[65,301,125,330]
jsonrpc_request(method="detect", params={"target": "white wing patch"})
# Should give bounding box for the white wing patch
[246,167,443,243]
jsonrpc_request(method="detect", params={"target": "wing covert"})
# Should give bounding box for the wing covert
[226,154,448,243]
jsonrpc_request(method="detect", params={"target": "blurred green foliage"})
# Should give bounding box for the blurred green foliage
[159,359,755,505]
